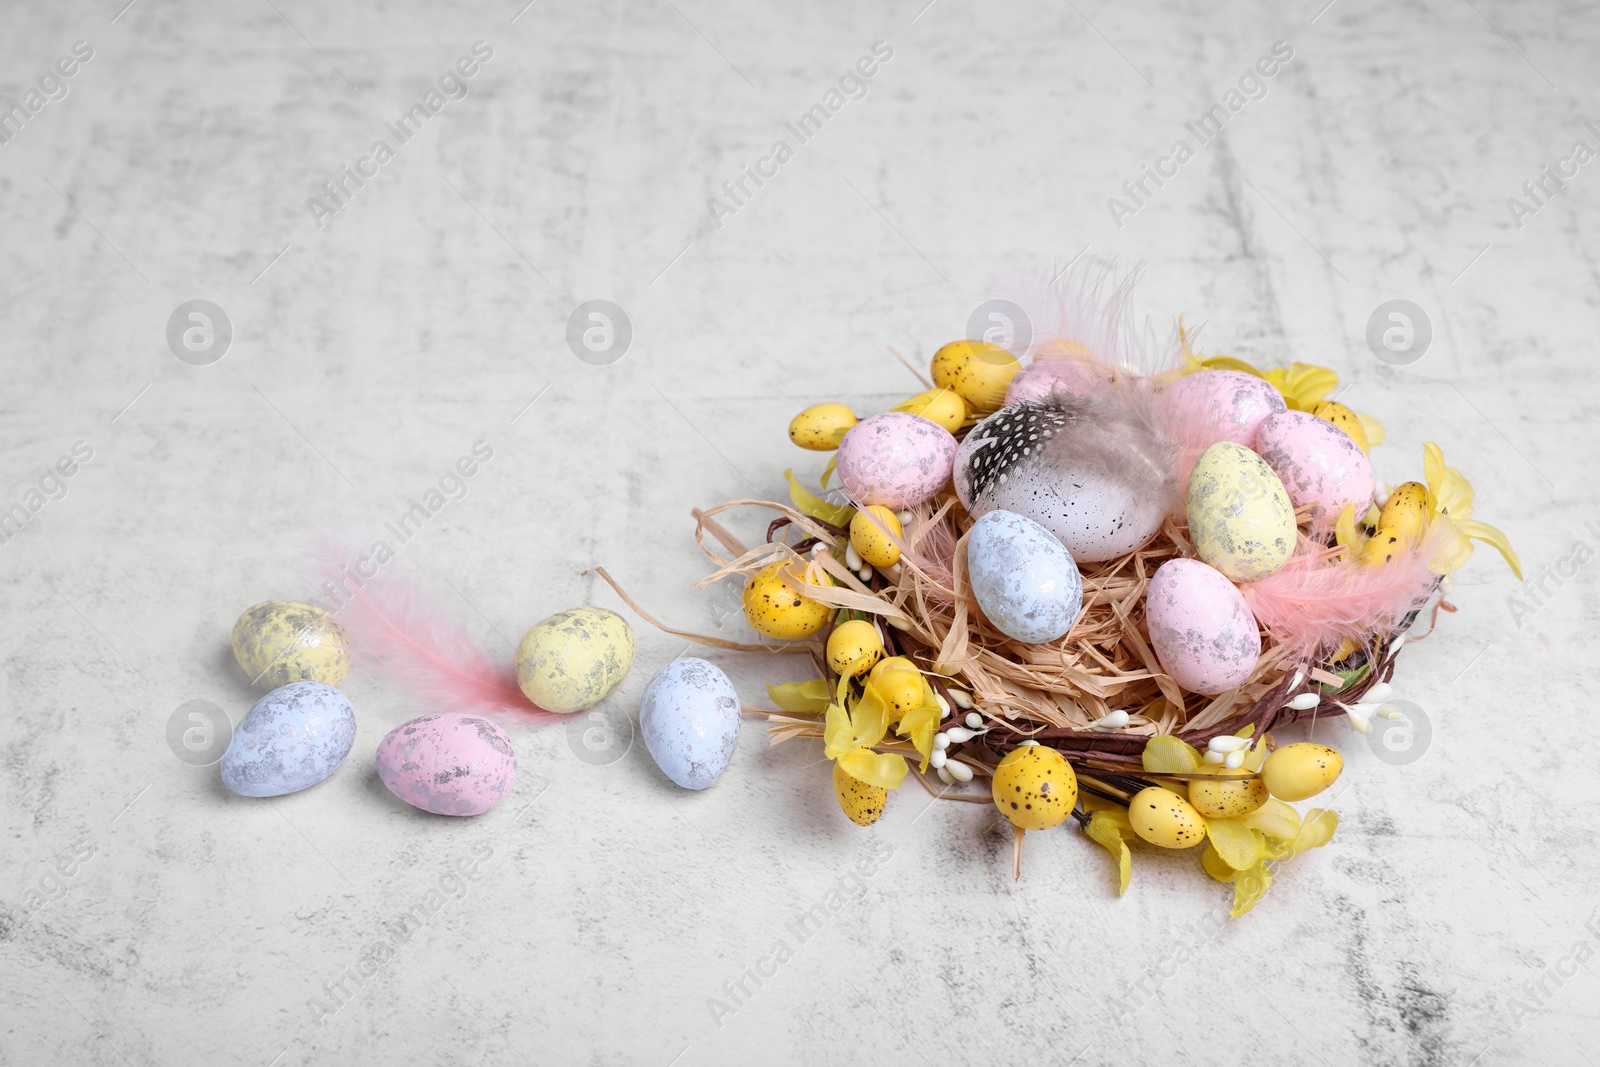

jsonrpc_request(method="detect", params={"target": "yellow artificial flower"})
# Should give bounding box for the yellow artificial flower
[823,698,908,790]
[1421,442,1522,579]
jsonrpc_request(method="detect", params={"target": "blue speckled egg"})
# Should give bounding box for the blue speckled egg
[967,510,1083,644]
[640,658,741,790]
[221,681,356,797]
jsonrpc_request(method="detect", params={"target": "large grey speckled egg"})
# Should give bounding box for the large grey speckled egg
[967,510,1083,644]
[640,658,741,790]
[221,681,356,797]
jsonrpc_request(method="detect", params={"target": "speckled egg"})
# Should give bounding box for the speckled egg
[221,681,356,798]
[1188,766,1270,818]
[1260,742,1343,801]
[231,600,351,689]
[1254,410,1376,525]
[1145,558,1262,695]
[1128,786,1207,848]
[640,658,741,790]
[788,403,857,450]
[930,340,1021,413]
[834,412,958,509]
[967,510,1083,644]
[1163,370,1287,449]
[515,607,635,713]
[1185,441,1297,582]
[375,713,516,816]
[1004,342,1108,405]
[833,761,887,826]
[991,744,1078,831]
[742,561,833,639]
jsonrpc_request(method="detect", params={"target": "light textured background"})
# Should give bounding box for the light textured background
[1,0,1595,1064]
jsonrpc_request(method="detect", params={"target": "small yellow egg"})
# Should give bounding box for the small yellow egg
[849,506,903,569]
[741,562,833,639]
[890,387,967,433]
[1361,525,1406,567]
[833,761,888,826]
[869,656,925,715]
[991,745,1077,831]
[515,607,636,713]
[1379,481,1428,539]
[1310,401,1370,452]
[232,600,351,689]
[788,403,857,451]
[826,619,884,677]
[1128,786,1208,848]
[1188,767,1270,819]
[930,340,1021,413]
[1260,743,1343,801]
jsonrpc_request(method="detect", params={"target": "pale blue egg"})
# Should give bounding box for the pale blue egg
[967,510,1083,644]
[221,681,357,797]
[640,658,740,790]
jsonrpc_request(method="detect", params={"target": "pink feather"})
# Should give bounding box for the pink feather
[310,536,558,722]
[1152,380,1253,493]
[1240,527,1449,661]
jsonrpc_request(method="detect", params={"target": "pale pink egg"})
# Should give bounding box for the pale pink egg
[376,713,517,817]
[1162,370,1286,449]
[1005,345,1111,405]
[1145,558,1262,695]
[835,411,958,508]
[1253,410,1375,525]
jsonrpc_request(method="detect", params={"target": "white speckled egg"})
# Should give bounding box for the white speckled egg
[967,510,1083,643]
[835,412,958,508]
[1185,442,1298,582]
[640,658,741,790]
[515,607,636,713]
[376,713,516,816]
[1145,559,1261,695]
[1253,410,1376,525]
[1163,370,1286,449]
[221,681,356,797]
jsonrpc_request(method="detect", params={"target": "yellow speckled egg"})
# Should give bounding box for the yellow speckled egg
[890,387,967,433]
[992,744,1077,830]
[1185,441,1297,582]
[833,761,888,826]
[742,562,832,640]
[849,506,903,569]
[232,600,351,689]
[515,607,636,713]
[1128,786,1208,848]
[930,340,1021,413]
[1261,742,1343,801]
[826,619,884,677]
[1310,401,1370,452]
[869,656,925,715]
[1188,767,1269,819]
[788,403,857,450]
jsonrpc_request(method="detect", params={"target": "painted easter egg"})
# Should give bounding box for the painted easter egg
[1128,786,1207,848]
[515,607,635,713]
[1253,410,1376,525]
[640,658,741,790]
[221,681,356,798]
[788,403,857,450]
[835,412,958,509]
[1163,370,1287,449]
[375,713,516,816]
[930,340,1021,413]
[1260,742,1343,801]
[991,744,1078,831]
[954,396,1169,563]
[889,388,967,433]
[742,561,832,640]
[967,510,1082,644]
[1004,341,1110,405]
[1185,441,1297,582]
[231,600,351,689]
[1145,558,1262,695]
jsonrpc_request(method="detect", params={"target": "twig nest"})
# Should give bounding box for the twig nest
[967,510,1082,644]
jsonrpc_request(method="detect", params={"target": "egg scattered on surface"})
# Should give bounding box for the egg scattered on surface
[1260,742,1343,801]
[742,561,832,639]
[1164,370,1287,449]
[930,340,1021,413]
[835,412,959,509]
[231,600,351,689]
[954,395,1170,563]
[1145,558,1262,695]
[1254,410,1376,526]
[375,713,516,816]
[640,658,742,790]
[991,745,1077,830]
[221,681,356,798]
[515,607,636,713]
[849,506,903,569]
[788,403,858,450]
[826,619,883,677]
[1188,766,1270,818]
[833,762,887,826]
[890,388,967,434]
[966,510,1083,644]
[1185,441,1297,582]
[1128,786,1207,848]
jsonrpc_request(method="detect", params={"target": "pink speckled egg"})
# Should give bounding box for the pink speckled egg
[376,713,516,817]
[835,411,958,508]
[1163,370,1287,449]
[1005,344,1112,405]
[1145,558,1261,695]
[1253,410,1375,525]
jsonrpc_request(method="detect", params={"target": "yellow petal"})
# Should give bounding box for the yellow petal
[767,679,833,714]
[820,454,838,489]
[1201,844,1240,883]
[1357,413,1385,447]
[785,469,855,526]
[1333,503,1365,559]
[1426,514,1476,575]
[823,703,853,759]
[838,746,908,790]
[1240,797,1301,841]
[1142,735,1203,774]
[1421,443,1475,520]
[1206,818,1265,870]
[1457,518,1524,580]
[1085,810,1134,894]
[1230,863,1273,917]
[897,703,941,770]
[848,685,890,749]
[1200,356,1267,377]
[1291,809,1339,854]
